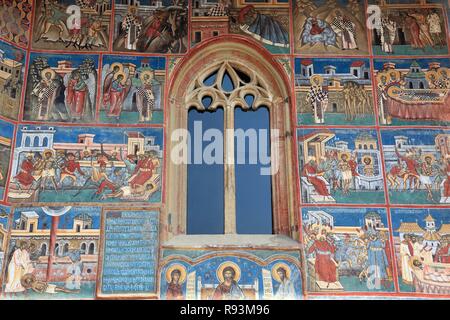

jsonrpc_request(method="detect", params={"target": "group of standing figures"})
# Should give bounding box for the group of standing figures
[102,62,157,122]
[28,57,97,122]
[376,9,446,54]
[306,75,372,124]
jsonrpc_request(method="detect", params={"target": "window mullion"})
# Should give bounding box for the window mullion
[224,103,236,234]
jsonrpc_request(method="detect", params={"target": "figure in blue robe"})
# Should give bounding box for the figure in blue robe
[366,231,390,287]
[238,5,289,48]
[301,17,337,48]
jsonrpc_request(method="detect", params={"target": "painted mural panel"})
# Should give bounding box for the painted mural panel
[160,251,303,300]
[302,207,395,293]
[293,0,369,55]
[0,205,10,285]
[374,58,450,126]
[370,2,449,56]
[191,0,290,54]
[98,209,159,297]
[31,0,111,51]
[23,52,99,123]
[391,208,450,295]
[295,58,375,126]
[0,40,26,121]
[100,55,165,124]
[0,119,14,202]
[0,0,32,47]
[7,125,163,204]
[112,0,188,53]
[297,129,386,205]
[2,206,100,299]
[380,129,449,205]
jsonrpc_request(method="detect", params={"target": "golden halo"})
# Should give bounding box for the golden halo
[425,70,439,84]
[165,263,187,284]
[40,68,56,81]
[339,151,351,160]
[110,62,124,73]
[376,72,390,85]
[421,153,435,163]
[43,149,54,157]
[387,85,401,98]
[271,262,292,283]
[113,71,127,85]
[310,74,324,86]
[216,261,241,283]
[140,70,154,83]
[388,70,401,82]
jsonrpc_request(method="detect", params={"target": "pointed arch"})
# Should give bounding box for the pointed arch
[165,35,299,241]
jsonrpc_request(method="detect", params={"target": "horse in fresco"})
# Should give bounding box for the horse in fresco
[141,6,188,53]
[115,6,188,53]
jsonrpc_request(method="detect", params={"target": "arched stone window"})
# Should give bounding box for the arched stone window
[165,36,299,241]
[63,243,69,255]
[40,243,47,256]
[80,242,87,254]
[88,242,95,255]
[33,136,39,147]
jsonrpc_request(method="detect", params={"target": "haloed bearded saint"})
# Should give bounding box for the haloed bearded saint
[212,266,245,300]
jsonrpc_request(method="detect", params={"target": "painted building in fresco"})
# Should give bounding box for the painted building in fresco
[0,0,448,300]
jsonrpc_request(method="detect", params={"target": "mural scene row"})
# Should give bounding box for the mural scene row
[1,0,449,56]
[0,205,304,299]
[0,205,446,299]
[298,128,450,206]
[0,123,448,205]
[2,38,450,126]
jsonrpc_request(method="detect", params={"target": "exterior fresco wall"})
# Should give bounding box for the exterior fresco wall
[160,250,303,300]
[0,0,448,300]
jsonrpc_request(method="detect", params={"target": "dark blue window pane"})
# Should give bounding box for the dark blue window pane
[187,108,224,234]
[244,94,254,108]
[234,107,272,234]
[221,71,234,92]
[203,72,217,86]
[202,96,213,109]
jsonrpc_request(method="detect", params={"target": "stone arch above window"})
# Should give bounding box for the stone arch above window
[165,36,299,242]
[186,61,272,112]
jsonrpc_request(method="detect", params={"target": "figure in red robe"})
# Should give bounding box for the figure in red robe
[434,242,450,263]
[348,158,359,177]
[14,154,35,188]
[395,148,420,189]
[145,14,162,41]
[395,149,419,176]
[308,233,337,284]
[60,152,85,186]
[95,161,116,195]
[129,152,159,189]
[302,158,330,196]
[104,73,131,118]
[405,15,424,48]
[66,71,89,119]
[166,269,184,300]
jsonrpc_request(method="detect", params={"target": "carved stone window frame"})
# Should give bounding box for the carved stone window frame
[163,36,299,242]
